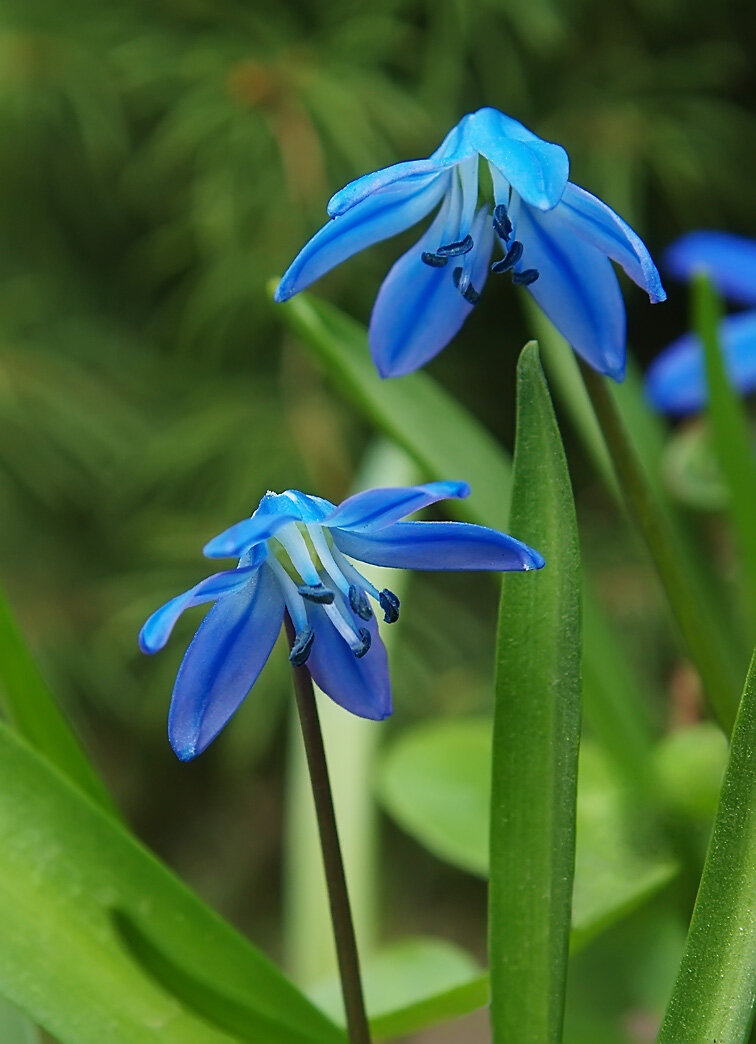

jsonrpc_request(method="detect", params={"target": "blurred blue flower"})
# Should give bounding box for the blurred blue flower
[275,107,665,381]
[140,481,544,760]
[646,231,756,415]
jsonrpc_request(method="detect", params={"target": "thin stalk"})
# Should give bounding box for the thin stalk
[579,361,739,733]
[286,618,371,1044]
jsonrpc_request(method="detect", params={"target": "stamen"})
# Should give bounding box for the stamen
[323,600,363,651]
[452,266,481,306]
[353,627,371,659]
[331,548,382,602]
[493,203,512,240]
[421,251,449,268]
[289,626,314,667]
[512,268,540,286]
[491,240,523,274]
[267,556,309,631]
[297,583,334,604]
[436,234,474,258]
[349,585,373,620]
[379,589,400,624]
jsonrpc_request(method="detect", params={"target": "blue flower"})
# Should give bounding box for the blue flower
[646,231,756,415]
[275,107,665,382]
[140,481,544,761]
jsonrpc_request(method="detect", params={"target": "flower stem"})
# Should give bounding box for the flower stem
[579,361,739,733]
[285,617,372,1044]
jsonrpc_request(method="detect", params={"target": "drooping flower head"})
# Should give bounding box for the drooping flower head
[140,481,544,761]
[275,107,665,382]
[646,231,756,415]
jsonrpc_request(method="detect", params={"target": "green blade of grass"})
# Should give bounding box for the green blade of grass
[489,343,582,1042]
[0,584,116,816]
[695,272,756,628]
[657,648,756,1044]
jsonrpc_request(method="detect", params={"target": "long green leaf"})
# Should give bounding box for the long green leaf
[658,648,756,1044]
[0,584,116,815]
[0,720,344,1044]
[489,343,582,1042]
[695,272,756,627]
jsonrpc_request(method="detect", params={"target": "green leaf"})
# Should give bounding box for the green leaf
[695,272,756,626]
[661,421,728,511]
[269,285,511,529]
[378,718,676,946]
[308,936,483,1040]
[489,341,582,1043]
[0,584,116,816]
[658,648,756,1044]
[0,998,40,1044]
[0,720,344,1044]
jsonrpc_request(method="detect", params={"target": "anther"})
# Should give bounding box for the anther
[512,268,540,286]
[353,627,371,659]
[493,203,512,240]
[289,627,315,666]
[348,584,373,621]
[491,240,523,274]
[297,583,335,604]
[421,251,449,268]
[452,267,481,306]
[379,589,400,624]
[436,234,474,258]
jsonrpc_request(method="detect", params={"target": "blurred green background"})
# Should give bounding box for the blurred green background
[0,1,754,1040]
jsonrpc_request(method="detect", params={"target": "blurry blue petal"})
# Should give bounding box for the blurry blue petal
[516,201,627,380]
[369,204,494,377]
[327,118,474,216]
[470,107,569,211]
[204,509,301,559]
[168,563,284,760]
[275,175,449,302]
[559,183,666,303]
[333,522,545,571]
[646,310,756,415]
[306,605,392,720]
[139,559,264,654]
[665,232,756,306]
[324,481,470,532]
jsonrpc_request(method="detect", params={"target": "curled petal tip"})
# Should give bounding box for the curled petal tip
[138,627,157,655]
[525,549,546,571]
[272,281,291,303]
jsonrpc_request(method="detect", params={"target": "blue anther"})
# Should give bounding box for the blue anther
[493,203,512,240]
[348,584,373,621]
[512,268,540,286]
[452,267,481,306]
[379,589,400,624]
[436,234,474,258]
[289,626,315,666]
[297,583,334,604]
[491,240,523,274]
[421,251,449,268]
[353,627,371,658]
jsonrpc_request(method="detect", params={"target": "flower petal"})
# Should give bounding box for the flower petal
[665,232,756,306]
[645,309,756,415]
[515,200,627,380]
[324,481,470,532]
[333,521,545,571]
[306,605,392,720]
[168,563,285,760]
[139,558,264,654]
[469,107,569,211]
[558,183,666,303]
[275,175,449,302]
[203,510,301,559]
[369,204,494,377]
[326,117,475,217]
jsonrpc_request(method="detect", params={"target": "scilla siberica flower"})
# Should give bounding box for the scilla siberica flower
[140,482,544,760]
[646,231,756,415]
[275,107,665,382]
